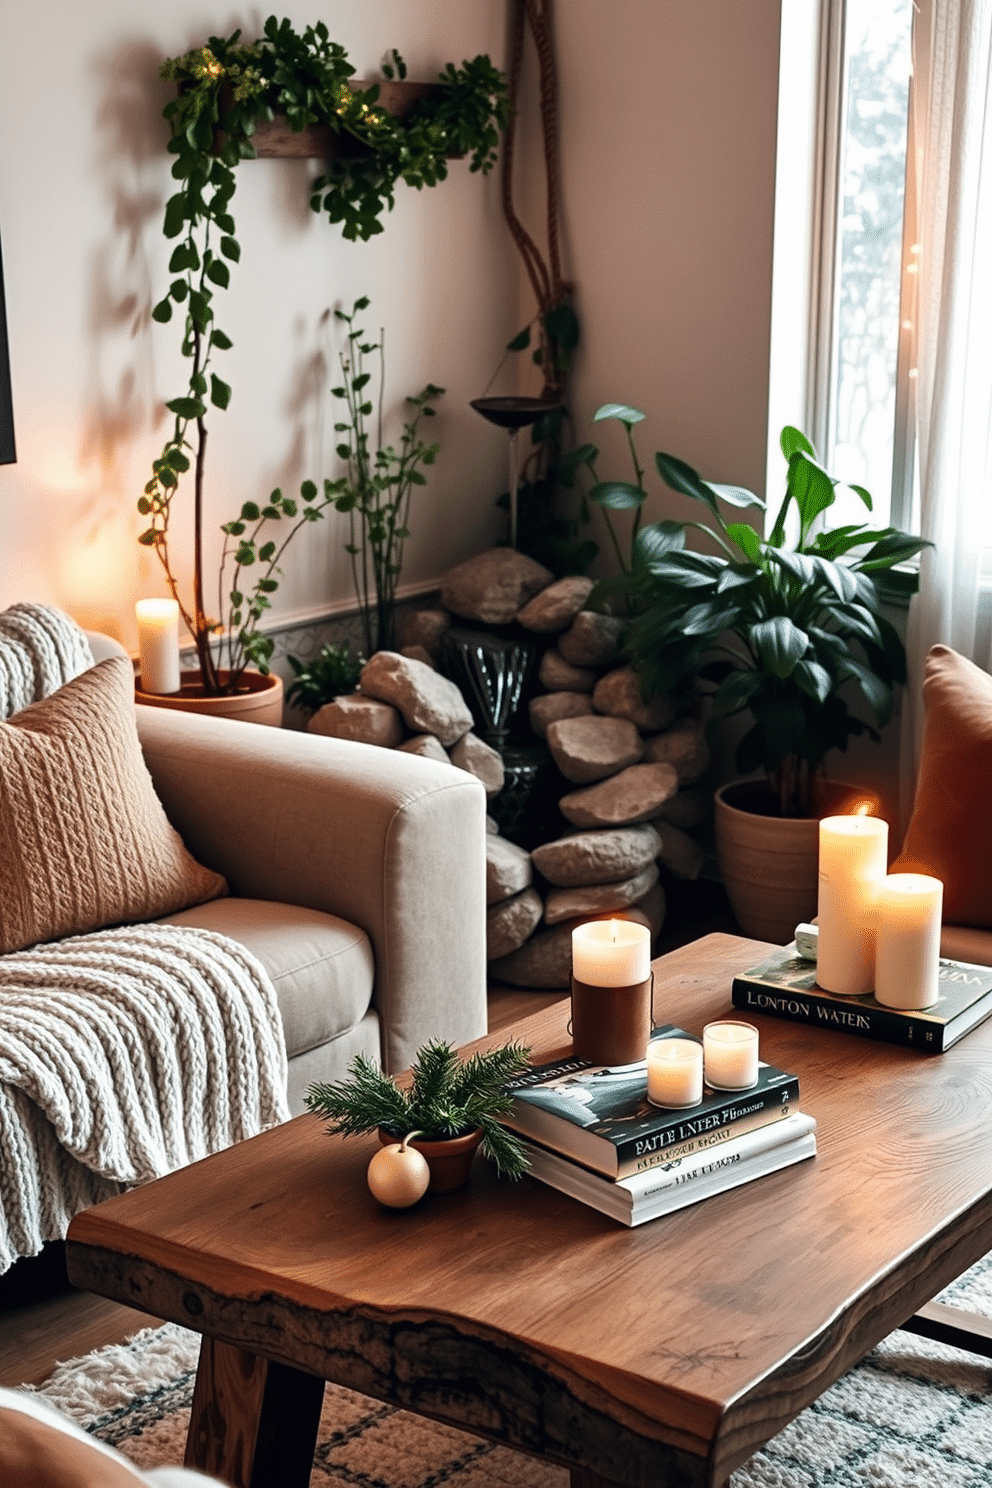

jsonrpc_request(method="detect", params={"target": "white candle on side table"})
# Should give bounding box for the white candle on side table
[875,873,943,1009]
[703,1022,759,1090]
[817,814,889,996]
[570,919,652,1066]
[646,1038,703,1108]
[135,599,180,696]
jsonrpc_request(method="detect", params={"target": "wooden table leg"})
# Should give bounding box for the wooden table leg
[184,1336,324,1488]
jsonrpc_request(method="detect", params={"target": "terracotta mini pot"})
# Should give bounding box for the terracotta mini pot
[377,1127,483,1193]
[134,669,284,727]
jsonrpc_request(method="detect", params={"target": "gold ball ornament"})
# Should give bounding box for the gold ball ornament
[367,1132,430,1208]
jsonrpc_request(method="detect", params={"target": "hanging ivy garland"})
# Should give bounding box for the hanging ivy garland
[140,18,508,692]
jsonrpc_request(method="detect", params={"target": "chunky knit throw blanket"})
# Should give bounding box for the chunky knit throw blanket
[0,923,289,1274]
[0,602,94,719]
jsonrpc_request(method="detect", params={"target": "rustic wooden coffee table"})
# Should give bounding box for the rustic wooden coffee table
[66,934,992,1488]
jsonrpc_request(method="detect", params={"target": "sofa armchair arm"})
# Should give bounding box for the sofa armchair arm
[135,705,488,1073]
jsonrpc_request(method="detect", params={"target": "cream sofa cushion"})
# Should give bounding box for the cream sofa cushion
[160,898,375,1060]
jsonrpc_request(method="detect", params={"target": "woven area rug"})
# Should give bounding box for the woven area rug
[31,1252,992,1487]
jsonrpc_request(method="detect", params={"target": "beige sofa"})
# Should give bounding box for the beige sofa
[89,635,489,1114]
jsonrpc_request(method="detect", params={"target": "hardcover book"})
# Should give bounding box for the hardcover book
[520,1111,817,1227]
[502,1025,799,1179]
[732,946,992,1053]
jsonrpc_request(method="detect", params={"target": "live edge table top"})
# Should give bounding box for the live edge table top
[66,933,992,1488]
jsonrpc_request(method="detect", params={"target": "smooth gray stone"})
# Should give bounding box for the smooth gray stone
[486,887,543,960]
[450,731,505,797]
[557,611,627,668]
[307,693,403,748]
[592,665,675,731]
[538,647,598,693]
[398,733,449,762]
[529,690,595,740]
[546,714,643,784]
[543,862,660,925]
[516,576,595,633]
[486,815,500,835]
[559,762,680,827]
[441,547,553,625]
[359,650,473,746]
[655,821,705,880]
[531,824,662,887]
[651,785,711,831]
[397,608,450,659]
[486,834,533,905]
[642,719,710,785]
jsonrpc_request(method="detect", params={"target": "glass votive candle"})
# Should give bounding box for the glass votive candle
[646,1038,703,1108]
[703,1021,759,1090]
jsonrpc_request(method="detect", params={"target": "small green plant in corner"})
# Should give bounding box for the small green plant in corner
[305,1039,532,1179]
[285,643,365,713]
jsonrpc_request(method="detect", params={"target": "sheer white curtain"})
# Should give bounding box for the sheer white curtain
[901,0,992,827]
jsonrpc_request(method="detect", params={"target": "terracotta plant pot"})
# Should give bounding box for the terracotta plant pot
[135,669,284,727]
[377,1127,483,1194]
[714,780,860,946]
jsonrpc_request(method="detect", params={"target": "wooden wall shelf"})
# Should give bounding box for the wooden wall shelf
[249,80,447,160]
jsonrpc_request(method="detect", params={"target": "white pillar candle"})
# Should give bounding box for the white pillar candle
[875,873,943,1009]
[703,1022,760,1090]
[135,599,181,696]
[646,1038,703,1108]
[817,814,889,996]
[571,919,651,987]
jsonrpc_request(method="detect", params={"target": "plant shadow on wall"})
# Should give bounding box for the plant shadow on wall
[139,19,508,694]
[583,419,931,819]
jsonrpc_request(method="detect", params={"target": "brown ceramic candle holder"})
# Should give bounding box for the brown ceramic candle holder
[570,975,653,1066]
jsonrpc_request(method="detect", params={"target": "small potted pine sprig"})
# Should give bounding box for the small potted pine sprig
[305,1038,532,1206]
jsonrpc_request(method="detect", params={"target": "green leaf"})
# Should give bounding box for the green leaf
[210,328,233,350]
[240,501,260,521]
[152,297,173,323]
[770,549,818,586]
[787,451,835,532]
[165,396,206,419]
[838,656,893,724]
[206,259,230,289]
[162,447,190,473]
[593,402,645,426]
[750,616,808,679]
[726,522,761,561]
[780,425,816,461]
[506,326,531,351]
[210,374,231,410]
[793,659,833,705]
[634,521,686,568]
[707,483,765,510]
[713,669,764,717]
[219,235,241,262]
[543,302,579,350]
[589,480,645,511]
[654,451,722,520]
[163,193,187,239]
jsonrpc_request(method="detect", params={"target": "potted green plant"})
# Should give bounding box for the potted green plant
[285,642,365,715]
[139,24,507,703]
[584,420,930,940]
[305,1038,532,1193]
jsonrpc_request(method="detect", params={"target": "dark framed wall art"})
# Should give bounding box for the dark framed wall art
[0,226,15,465]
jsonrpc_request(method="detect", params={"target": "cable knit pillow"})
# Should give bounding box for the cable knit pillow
[891,643,992,926]
[0,655,226,953]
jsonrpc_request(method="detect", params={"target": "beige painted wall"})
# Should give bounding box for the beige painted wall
[0,1,514,646]
[514,0,783,561]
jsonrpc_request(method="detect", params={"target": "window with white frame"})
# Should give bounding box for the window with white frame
[810,0,916,532]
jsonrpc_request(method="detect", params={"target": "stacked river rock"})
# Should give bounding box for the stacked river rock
[309,548,710,988]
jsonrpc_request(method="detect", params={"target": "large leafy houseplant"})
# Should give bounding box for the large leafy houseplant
[587,420,930,817]
[305,1038,532,1179]
[140,21,507,694]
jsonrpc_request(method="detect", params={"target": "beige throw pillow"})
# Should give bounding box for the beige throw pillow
[0,655,226,953]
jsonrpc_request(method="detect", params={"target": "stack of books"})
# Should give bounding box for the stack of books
[502,1025,816,1227]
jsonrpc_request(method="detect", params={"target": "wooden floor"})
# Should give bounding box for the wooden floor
[0,883,736,1390]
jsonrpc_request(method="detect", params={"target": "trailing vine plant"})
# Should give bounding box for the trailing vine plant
[140,19,507,693]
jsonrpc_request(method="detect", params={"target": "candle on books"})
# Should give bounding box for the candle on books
[570,919,652,1066]
[875,873,942,1010]
[135,598,180,695]
[703,1022,759,1090]
[817,813,889,997]
[646,1038,703,1108]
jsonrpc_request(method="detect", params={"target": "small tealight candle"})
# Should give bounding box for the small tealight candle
[703,1022,759,1090]
[135,598,180,695]
[875,873,943,1010]
[646,1038,703,1108]
[817,814,889,996]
